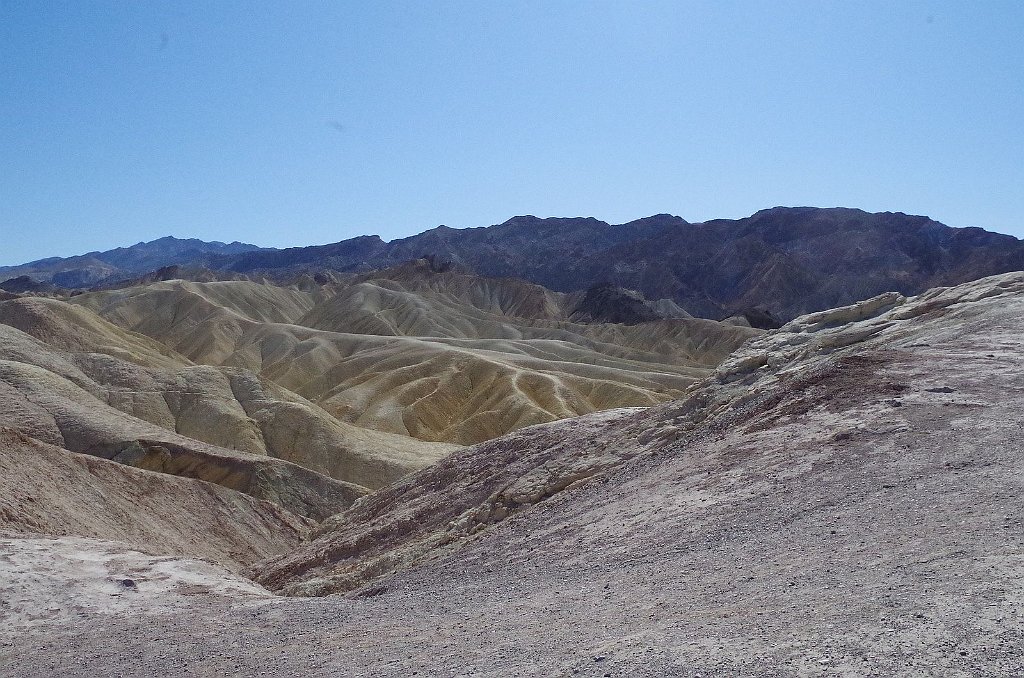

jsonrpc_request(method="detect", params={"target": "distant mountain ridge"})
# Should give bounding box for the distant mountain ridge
[5,208,1023,321]
[0,236,263,289]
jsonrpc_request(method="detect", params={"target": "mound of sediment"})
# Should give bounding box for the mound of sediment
[70,270,757,444]
[0,297,452,519]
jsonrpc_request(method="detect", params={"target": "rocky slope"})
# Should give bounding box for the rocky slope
[3,272,1022,676]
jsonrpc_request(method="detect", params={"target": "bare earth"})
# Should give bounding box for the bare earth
[3,273,1024,676]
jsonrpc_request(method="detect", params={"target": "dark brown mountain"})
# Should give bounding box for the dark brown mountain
[568,283,676,325]
[214,207,1023,321]
[567,207,1024,320]
[6,208,1022,321]
[0,275,65,295]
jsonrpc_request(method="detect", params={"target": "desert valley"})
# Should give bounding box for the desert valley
[1,209,1023,675]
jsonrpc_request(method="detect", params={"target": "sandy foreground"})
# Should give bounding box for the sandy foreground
[0,533,270,631]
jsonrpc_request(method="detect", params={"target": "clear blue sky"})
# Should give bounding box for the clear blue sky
[2,1,1022,264]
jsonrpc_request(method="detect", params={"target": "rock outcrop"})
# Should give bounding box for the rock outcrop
[568,283,683,325]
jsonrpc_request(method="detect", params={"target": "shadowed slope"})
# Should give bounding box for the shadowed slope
[0,428,311,572]
[0,296,191,370]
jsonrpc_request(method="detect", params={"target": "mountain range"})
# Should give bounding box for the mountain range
[0,236,262,289]
[5,207,1023,322]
